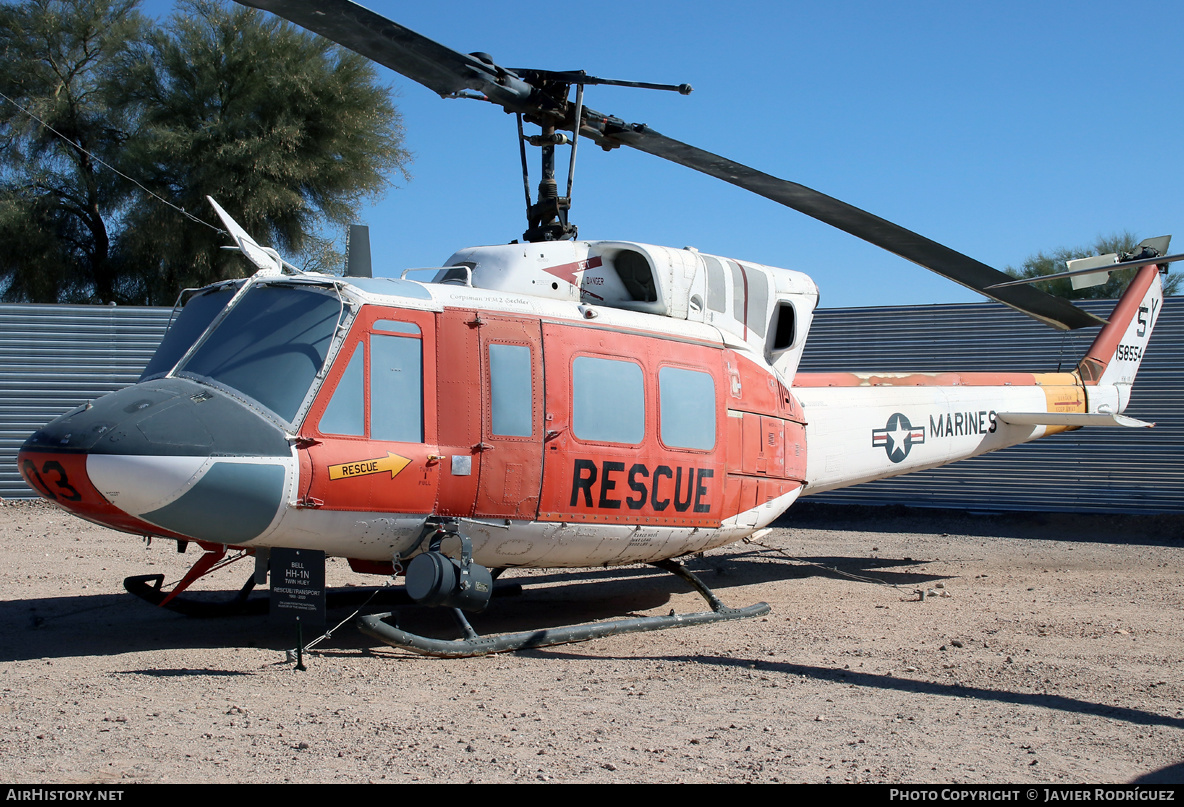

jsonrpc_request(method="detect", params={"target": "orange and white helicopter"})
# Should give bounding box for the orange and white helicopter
[16,0,1180,657]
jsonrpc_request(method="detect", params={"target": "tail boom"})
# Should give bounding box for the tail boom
[793,267,1164,495]
[794,371,1086,494]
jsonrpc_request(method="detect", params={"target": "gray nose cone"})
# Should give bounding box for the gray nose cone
[24,378,291,458]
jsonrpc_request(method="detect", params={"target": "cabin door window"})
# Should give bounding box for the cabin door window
[658,366,716,450]
[571,356,645,444]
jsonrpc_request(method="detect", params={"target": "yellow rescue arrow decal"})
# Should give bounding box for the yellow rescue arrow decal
[328,452,411,481]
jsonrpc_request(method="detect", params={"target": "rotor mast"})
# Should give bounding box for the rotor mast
[520,116,574,243]
[515,70,692,243]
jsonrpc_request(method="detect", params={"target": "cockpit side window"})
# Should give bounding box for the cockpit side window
[318,342,365,436]
[488,343,533,438]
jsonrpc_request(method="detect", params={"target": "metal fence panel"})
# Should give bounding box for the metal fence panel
[0,304,172,500]
[2,297,1180,513]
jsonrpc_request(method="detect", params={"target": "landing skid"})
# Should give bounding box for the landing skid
[124,573,265,617]
[357,559,771,658]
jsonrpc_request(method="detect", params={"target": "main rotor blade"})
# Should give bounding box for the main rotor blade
[599,125,1104,330]
[237,0,534,108]
[237,0,1104,331]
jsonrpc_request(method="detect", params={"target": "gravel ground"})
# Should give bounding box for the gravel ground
[1,499,1182,784]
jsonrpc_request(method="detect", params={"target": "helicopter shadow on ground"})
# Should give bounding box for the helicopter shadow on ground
[1131,763,1184,784]
[0,547,943,663]
[779,502,1184,548]
[0,588,287,665]
[506,549,943,592]
[523,648,1184,739]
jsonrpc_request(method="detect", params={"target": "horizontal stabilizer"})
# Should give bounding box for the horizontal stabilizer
[987,236,1181,291]
[997,412,1154,428]
[1066,252,1119,291]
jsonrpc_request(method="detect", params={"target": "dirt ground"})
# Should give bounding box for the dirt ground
[1,499,1182,784]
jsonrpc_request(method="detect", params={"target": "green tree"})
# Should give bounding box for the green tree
[1005,232,1181,300]
[0,0,409,305]
[0,0,150,303]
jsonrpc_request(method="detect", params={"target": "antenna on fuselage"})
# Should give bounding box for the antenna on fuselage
[345,225,373,278]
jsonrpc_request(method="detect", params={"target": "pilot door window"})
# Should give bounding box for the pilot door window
[488,343,533,438]
[318,323,424,443]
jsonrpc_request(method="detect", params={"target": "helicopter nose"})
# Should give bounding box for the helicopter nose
[18,378,293,543]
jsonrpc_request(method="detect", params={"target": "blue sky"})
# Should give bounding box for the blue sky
[147,1,1184,308]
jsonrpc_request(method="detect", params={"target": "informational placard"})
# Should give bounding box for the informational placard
[269,548,326,628]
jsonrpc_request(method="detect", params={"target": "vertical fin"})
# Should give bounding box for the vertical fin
[1077,264,1164,388]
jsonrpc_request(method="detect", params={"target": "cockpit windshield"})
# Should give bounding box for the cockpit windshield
[177,284,343,423]
[140,282,243,382]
